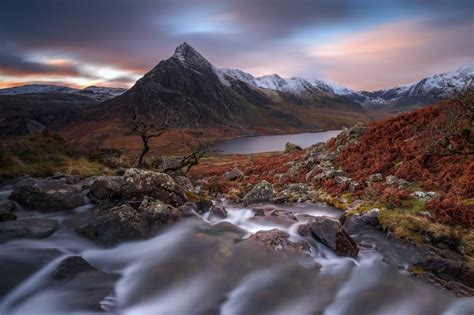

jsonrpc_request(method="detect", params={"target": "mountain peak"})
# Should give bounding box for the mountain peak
[172,42,207,65]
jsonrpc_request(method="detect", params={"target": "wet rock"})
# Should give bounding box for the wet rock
[173,176,194,192]
[247,229,309,254]
[53,256,98,280]
[122,168,187,206]
[299,216,359,257]
[342,208,381,234]
[179,202,199,217]
[138,197,183,225]
[9,178,84,212]
[243,180,275,206]
[75,204,149,247]
[413,250,474,292]
[209,205,228,218]
[0,200,19,213]
[186,192,213,213]
[284,142,303,154]
[0,212,16,222]
[88,176,123,202]
[224,167,244,181]
[0,218,59,242]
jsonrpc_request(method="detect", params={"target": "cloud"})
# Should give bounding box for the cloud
[307,18,474,90]
[0,0,472,89]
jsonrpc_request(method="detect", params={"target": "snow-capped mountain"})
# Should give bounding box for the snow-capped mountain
[219,65,473,109]
[218,68,354,96]
[357,65,474,108]
[0,84,126,102]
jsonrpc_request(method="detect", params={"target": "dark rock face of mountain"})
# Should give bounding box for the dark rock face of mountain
[101,43,245,129]
[98,42,364,133]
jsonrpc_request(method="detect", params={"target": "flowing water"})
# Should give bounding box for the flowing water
[0,188,473,315]
[212,130,341,154]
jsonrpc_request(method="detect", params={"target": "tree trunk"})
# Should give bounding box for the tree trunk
[137,135,150,167]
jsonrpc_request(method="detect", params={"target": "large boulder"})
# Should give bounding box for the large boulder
[243,180,275,206]
[299,216,359,257]
[9,179,84,212]
[88,176,124,202]
[0,218,59,242]
[75,204,149,247]
[122,168,187,206]
[284,142,303,154]
[138,197,183,225]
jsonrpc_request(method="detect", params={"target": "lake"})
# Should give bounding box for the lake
[212,130,341,154]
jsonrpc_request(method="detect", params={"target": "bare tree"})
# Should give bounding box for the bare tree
[163,139,211,175]
[127,111,169,167]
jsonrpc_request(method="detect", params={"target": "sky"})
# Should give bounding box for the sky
[0,0,472,91]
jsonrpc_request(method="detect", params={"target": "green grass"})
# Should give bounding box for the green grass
[0,132,110,179]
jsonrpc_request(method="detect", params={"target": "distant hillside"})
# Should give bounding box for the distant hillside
[0,85,125,137]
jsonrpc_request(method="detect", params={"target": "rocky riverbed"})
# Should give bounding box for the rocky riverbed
[0,169,473,314]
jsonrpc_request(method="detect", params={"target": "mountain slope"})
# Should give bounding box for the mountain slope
[65,43,366,150]
[0,86,126,136]
[219,65,473,111]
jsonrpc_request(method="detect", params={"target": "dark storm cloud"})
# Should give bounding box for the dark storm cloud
[0,48,81,76]
[0,0,472,89]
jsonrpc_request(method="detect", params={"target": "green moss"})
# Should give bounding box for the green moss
[0,133,109,179]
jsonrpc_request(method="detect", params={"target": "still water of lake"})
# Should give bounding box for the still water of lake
[212,130,341,154]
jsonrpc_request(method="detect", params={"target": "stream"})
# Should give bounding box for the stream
[0,186,473,315]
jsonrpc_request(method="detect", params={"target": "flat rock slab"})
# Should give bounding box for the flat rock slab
[0,218,59,242]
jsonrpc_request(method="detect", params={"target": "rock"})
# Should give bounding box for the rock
[138,197,183,225]
[334,176,352,185]
[173,176,194,192]
[179,202,199,217]
[75,204,149,247]
[0,212,16,222]
[413,251,474,292]
[346,199,366,211]
[299,216,359,257]
[0,218,59,242]
[412,191,438,200]
[52,172,83,185]
[284,142,303,154]
[247,229,309,254]
[53,256,98,280]
[9,179,84,212]
[367,173,384,183]
[348,181,360,193]
[223,167,244,181]
[243,180,275,206]
[208,205,227,218]
[88,176,124,202]
[0,200,19,213]
[186,192,213,213]
[122,168,187,206]
[342,208,381,234]
[385,175,409,187]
